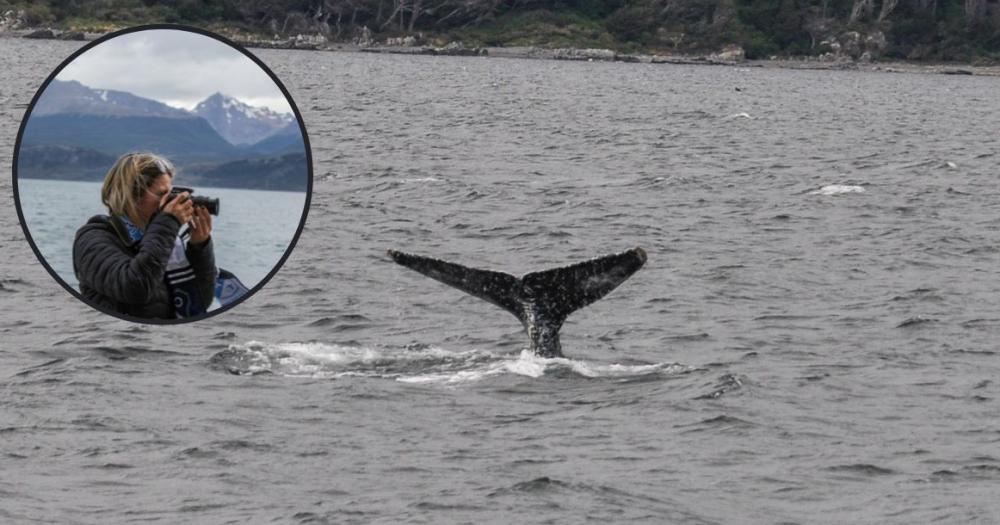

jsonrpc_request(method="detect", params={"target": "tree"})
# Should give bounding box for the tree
[878,0,898,22]
[965,0,986,20]
[848,0,873,23]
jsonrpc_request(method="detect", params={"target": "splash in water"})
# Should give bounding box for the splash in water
[809,184,866,196]
[210,341,690,384]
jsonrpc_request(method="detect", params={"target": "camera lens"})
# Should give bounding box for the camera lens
[193,196,220,216]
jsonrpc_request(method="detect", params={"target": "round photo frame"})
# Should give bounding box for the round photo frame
[12,24,313,324]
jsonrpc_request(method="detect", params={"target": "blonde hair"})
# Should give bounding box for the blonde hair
[101,153,174,226]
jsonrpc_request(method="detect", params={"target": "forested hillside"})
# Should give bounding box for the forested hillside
[2,0,998,62]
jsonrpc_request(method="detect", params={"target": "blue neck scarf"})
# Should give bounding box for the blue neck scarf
[119,215,144,243]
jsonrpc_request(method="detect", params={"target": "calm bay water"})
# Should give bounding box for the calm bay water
[16,178,305,293]
[2,37,1000,523]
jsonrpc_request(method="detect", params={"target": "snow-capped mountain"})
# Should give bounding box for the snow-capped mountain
[20,80,307,190]
[33,80,295,147]
[33,79,192,118]
[192,92,294,146]
[25,80,243,164]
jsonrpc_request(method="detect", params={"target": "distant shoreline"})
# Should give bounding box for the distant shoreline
[344,43,1000,78]
[17,176,306,194]
[6,27,1000,78]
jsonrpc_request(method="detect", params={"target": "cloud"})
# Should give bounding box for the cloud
[57,29,294,114]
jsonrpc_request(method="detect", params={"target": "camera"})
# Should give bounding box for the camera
[168,186,220,216]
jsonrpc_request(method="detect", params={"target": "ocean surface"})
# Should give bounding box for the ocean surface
[16,178,306,294]
[2,37,1000,523]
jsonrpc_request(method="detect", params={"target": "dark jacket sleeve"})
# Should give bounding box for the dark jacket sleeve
[186,236,217,308]
[74,214,181,305]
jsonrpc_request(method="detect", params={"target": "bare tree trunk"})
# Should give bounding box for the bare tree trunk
[849,0,874,23]
[408,0,423,32]
[380,0,404,30]
[436,7,463,26]
[878,0,899,21]
[965,0,986,20]
[804,8,830,50]
[311,0,332,37]
[471,0,503,25]
[318,11,332,37]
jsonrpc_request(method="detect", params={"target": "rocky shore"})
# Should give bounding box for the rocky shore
[3,24,998,78]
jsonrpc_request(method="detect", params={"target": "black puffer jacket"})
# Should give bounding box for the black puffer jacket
[73,213,216,319]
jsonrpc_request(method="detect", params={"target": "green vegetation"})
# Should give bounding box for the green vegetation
[2,0,999,62]
[452,10,618,50]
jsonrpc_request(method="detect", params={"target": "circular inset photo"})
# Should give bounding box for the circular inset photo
[13,25,312,323]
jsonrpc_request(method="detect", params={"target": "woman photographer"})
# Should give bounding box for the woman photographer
[73,153,216,319]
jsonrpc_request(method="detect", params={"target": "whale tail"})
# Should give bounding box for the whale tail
[388,248,647,357]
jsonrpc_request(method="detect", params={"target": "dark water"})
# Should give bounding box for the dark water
[3,38,1000,523]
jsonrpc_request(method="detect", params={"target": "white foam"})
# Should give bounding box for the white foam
[572,361,681,377]
[397,367,507,384]
[809,184,865,196]
[401,177,443,183]
[223,342,688,383]
[230,341,466,378]
[503,352,550,377]
[409,349,687,383]
[722,112,753,120]
[256,341,379,363]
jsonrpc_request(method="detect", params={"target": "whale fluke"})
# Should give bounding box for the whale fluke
[388,248,647,358]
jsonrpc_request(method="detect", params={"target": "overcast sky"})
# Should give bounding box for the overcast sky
[57,29,294,114]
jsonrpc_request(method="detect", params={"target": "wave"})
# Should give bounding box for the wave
[809,184,866,196]
[400,177,444,183]
[721,112,753,121]
[210,341,689,384]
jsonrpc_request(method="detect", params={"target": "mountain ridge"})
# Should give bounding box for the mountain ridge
[18,80,307,192]
[193,92,294,146]
[34,79,192,118]
[35,79,294,147]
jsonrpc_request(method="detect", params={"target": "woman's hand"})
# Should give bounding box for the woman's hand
[189,205,213,245]
[161,191,193,225]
